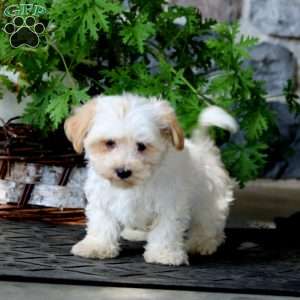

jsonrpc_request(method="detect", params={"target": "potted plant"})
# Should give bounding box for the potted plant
[0,0,299,222]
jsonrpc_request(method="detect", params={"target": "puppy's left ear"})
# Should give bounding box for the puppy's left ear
[64,99,96,153]
[154,100,184,150]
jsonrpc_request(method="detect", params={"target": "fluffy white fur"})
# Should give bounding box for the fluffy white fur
[64,93,237,266]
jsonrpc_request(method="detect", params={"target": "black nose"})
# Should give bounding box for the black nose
[115,168,132,179]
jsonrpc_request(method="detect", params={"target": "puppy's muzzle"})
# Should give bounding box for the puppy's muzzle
[115,168,132,180]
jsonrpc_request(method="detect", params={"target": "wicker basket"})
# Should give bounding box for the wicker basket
[0,117,86,224]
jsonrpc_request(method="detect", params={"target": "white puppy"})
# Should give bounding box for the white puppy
[65,93,237,266]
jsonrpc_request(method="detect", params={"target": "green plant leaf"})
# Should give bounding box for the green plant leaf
[284,80,300,115]
[222,143,267,187]
[120,14,155,53]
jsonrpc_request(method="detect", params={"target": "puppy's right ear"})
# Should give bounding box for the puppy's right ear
[64,99,96,153]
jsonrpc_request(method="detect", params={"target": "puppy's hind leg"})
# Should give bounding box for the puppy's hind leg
[186,191,233,256]
[186,221,225,256]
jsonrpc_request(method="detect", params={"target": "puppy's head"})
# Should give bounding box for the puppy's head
[64,94,184,188]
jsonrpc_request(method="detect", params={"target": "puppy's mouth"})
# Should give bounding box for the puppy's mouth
[112,179,136,188]
[104,173,142,188]
[110,177,141,188]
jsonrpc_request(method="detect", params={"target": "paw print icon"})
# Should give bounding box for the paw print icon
[3,16,45,48]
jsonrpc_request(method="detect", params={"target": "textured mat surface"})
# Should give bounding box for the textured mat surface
[0,220,300,297]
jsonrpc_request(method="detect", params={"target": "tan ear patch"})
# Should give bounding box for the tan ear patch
[169,115,184,150]
[156,101,185,151]
[64,99,97,153]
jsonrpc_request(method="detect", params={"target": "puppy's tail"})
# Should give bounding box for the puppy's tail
[192,106,238,142]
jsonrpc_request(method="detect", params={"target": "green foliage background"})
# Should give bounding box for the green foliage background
[0,0,299,186]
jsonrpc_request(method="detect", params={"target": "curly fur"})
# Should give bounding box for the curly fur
[65,93,237,266]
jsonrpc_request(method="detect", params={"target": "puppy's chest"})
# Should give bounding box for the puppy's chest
[108,190,155,228]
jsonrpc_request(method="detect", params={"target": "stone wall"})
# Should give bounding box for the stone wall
[170,0,242,21]
[240,0,300,95]
[171,0,300,96]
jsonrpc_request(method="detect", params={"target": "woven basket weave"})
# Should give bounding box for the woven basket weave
[0,117,86,224]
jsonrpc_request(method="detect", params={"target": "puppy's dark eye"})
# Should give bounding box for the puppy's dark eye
[106,140,116,149]
[137,142,146,152]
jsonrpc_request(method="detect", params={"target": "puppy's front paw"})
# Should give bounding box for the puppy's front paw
[71,237,119,259]
[144,248,188,266]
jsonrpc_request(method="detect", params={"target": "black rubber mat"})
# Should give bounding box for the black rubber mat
[0,220,300,297]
